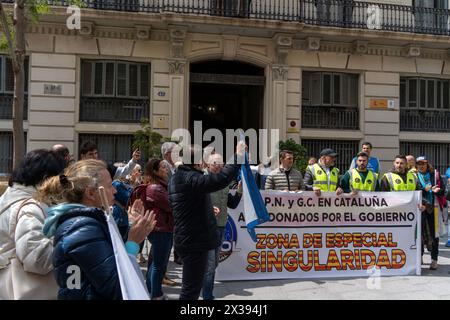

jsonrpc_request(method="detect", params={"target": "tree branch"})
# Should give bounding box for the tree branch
[0,2,16,68]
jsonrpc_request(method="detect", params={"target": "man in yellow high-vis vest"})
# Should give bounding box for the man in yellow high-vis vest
[340,152,380,194]
[304,148,343,197]
[380,155,420,192]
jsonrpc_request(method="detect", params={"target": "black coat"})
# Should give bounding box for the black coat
[168,163,240,253]
[52,207,122,300]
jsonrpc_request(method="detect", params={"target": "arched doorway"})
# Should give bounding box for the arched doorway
[189,60,265,137]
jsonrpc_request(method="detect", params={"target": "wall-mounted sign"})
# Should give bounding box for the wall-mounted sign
[44,84,62,95]
[369,98,395,109]
[287,120,299,133]
[153,116,168,129]
[153,88,169,101]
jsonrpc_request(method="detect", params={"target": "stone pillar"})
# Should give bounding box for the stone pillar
[363,71,400,174]
[270,65,289,141]
[168,26,188,133]
[168,60,187,133]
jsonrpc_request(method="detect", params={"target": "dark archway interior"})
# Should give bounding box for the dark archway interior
[189,60,265,140]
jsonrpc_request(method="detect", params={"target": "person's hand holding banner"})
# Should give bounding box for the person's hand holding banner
[313,187,321,197]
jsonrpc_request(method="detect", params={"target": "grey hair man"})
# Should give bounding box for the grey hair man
[161,142,178,178]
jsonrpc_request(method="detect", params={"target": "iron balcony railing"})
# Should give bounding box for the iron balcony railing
[302,105,359,130]
[0,94,28,120]
[11,0,449,36]
[79,97,149,123]
[400,109,450,132]
[400,141,450,174]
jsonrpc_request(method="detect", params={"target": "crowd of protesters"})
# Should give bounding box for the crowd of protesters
[0,138,449,301]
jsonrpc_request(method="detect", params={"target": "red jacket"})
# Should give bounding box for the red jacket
[145,182,173,233]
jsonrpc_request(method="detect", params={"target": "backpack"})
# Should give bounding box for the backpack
[126,184,149,212]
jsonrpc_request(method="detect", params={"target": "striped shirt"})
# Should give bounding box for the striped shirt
[265,167,304,191]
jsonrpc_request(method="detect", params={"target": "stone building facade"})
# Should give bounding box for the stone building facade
[1,0,450,174]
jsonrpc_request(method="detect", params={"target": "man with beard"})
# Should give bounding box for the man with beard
[380,155,421,192]
[340,152,380,194]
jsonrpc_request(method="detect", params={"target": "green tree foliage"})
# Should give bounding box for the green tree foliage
[279,138,308,174]
[132,118,166,159]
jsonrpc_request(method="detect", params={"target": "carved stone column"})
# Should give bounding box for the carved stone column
[269,65,289,141]
[168,25,188,133]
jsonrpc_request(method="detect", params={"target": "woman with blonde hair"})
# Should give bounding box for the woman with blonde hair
[38,159,155,300]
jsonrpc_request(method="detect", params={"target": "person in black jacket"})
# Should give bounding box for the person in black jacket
[38,159,155,300]
[168,142,245,300]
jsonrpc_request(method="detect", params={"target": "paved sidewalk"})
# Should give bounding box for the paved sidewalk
[142,237,450,300]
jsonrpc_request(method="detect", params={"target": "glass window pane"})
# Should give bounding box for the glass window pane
[105,62,115,96]
[420,79,426,108]
[437,81,441,109]
[348,75,358,108]
[333,74,340,105]
[0,132,12,174]
[400,79,406,108]
[140,65,149,98]
[94,63,103,95]
[129,64,138,97]
[427,80,435,109]
[81,61,92,96]
[443,81,449,109]
[323,74,331,104]
[408,79,417,108]
[311,73,321,105]
[5,58,14,92]
[117,63,127,96]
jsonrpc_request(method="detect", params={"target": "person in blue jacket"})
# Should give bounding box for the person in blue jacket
[349,142,380,174]
[38,159,155,300]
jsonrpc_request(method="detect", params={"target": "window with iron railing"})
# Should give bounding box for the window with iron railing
[0,55,28,120]
[414,0,448,34]
[301,139,359,172]
[302,72,359,130]
[78,133,148,165]
[400,141,450,174]
[0,131,27,175]
[400,77,450,132]
[0,132,13,175]
[80,60,150,123]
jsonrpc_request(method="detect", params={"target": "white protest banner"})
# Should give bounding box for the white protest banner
[216,191,422,281]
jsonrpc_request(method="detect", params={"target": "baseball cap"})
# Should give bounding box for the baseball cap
[320,148,338,157]
[416,156,428,163]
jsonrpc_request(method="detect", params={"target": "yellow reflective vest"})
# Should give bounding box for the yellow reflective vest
[349,169,378,191]
[383,172,417,191]
[308,163,339,192]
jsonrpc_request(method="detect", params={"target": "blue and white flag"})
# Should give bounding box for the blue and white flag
[240,152,270,242]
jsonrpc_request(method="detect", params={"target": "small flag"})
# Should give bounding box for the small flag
[240,151,270,242]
